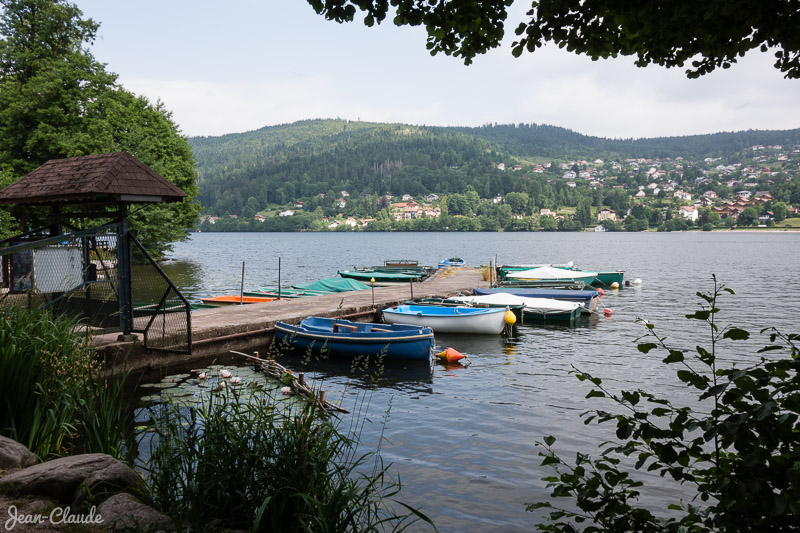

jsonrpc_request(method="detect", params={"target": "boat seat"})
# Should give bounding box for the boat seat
[370,327,392,332]
[333,323,358,332]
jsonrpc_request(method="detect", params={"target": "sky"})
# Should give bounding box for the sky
[75,0,799,140]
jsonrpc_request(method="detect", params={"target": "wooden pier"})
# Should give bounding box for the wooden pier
[95,267,488,373]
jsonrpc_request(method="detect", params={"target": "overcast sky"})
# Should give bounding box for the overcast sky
[76,0,799,140]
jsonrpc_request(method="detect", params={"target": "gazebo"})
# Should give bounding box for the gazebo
[0,152,192,352]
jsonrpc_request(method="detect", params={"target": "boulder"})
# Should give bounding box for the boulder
[0,453,145,508]
[0,435,37,470]
[96,493,176,532]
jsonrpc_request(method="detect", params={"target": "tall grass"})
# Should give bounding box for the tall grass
[0,306,131,460]
[143,387,433,532]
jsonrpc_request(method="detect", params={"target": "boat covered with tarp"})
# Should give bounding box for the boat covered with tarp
[473,287,600,314]
[449,292,583,322]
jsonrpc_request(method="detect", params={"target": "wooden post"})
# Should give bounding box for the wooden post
[299,372,305,384]
[319,390,326,404]
[240,261,245,304]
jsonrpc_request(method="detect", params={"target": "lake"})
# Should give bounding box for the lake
[150,231,799,531]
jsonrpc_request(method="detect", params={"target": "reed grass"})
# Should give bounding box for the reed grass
[0,306,130,460]
[143,386,433,532]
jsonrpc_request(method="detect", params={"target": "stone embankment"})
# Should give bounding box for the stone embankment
[94,266,488,374]
[0,436,173,532]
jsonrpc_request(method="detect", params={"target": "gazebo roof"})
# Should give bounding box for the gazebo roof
[0,152,188,205]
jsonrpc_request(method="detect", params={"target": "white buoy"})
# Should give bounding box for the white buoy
[632,278,642,285]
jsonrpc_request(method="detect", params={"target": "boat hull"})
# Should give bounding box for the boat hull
[200,295,284,306]
[449,294,584,323]
[383,305,507,334]
[338,270,423,283]
[473,288,600,314]
[275,317,433,360]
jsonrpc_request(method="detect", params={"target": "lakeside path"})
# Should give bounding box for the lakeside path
[94,267,489,373]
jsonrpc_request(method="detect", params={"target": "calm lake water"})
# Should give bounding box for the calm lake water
[150,231,799,532]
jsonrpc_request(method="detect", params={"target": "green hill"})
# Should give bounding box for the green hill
[189,119,800,216]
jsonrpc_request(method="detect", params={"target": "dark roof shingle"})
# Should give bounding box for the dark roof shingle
[0,152,188,205]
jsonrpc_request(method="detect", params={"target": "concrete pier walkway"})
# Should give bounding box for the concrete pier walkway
[95,267,488,372]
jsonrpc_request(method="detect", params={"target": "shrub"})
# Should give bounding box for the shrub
[528,277,799,532]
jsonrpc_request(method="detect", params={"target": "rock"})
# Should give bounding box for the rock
[96,493,176,532]
[0,435,37,470]
[0,453,145,508]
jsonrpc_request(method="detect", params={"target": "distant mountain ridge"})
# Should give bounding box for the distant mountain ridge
[188,119,800,215]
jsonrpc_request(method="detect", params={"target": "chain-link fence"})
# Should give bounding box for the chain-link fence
[130,233,191,353]
[0,224,190,353]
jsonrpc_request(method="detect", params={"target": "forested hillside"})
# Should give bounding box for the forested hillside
[189,119,800,218]
[191,119,515,215]
[455,124,800,160]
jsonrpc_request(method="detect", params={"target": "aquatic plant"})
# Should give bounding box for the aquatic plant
[0,306,130,459]
[143,386,433,532]
[528,276,800,531]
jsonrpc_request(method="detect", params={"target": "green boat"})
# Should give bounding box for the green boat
[338,270,424,283]
[498,264,624,288]
[449,293,584,323]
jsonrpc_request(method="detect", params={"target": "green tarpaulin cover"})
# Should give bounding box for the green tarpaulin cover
[292,278,370,292]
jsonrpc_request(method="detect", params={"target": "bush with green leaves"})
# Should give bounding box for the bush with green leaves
[528,276,799,532]
[143,387,432,532]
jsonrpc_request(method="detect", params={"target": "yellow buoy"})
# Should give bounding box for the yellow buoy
[610,282,620,290]
[505,309,517,325]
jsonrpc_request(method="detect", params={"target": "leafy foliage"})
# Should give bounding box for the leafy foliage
[528,277,800,531]
[0,0,200,257]
[308,0,800,78]
[0,306,130,459]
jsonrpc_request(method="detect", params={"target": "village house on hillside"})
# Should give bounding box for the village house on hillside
[392,200,441,220]
[597,208,616,222]
[679,205,699,222]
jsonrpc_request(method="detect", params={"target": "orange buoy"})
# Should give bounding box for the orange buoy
[603,308,613,317]
[436,347,467,363]
[596,288,605,296]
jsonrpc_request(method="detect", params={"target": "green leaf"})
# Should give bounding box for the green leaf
[723,327,750,340]
[543,435,556,446]
[685,310,711,320]
[638,342,658,353]
[586,389,606,399]
[663,350,684,363]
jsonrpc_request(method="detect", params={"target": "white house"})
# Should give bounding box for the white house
[673,191,692,201]
[597,208,616,222]
[279,210,294,217]
[678,206,699,222]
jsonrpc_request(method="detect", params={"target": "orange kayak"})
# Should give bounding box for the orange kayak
[200,295,288,306]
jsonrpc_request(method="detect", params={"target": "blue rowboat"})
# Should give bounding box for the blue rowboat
[473,287,600,314]
[274,317,433,360]
[438,257,466,268]
[382,305,509,334]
